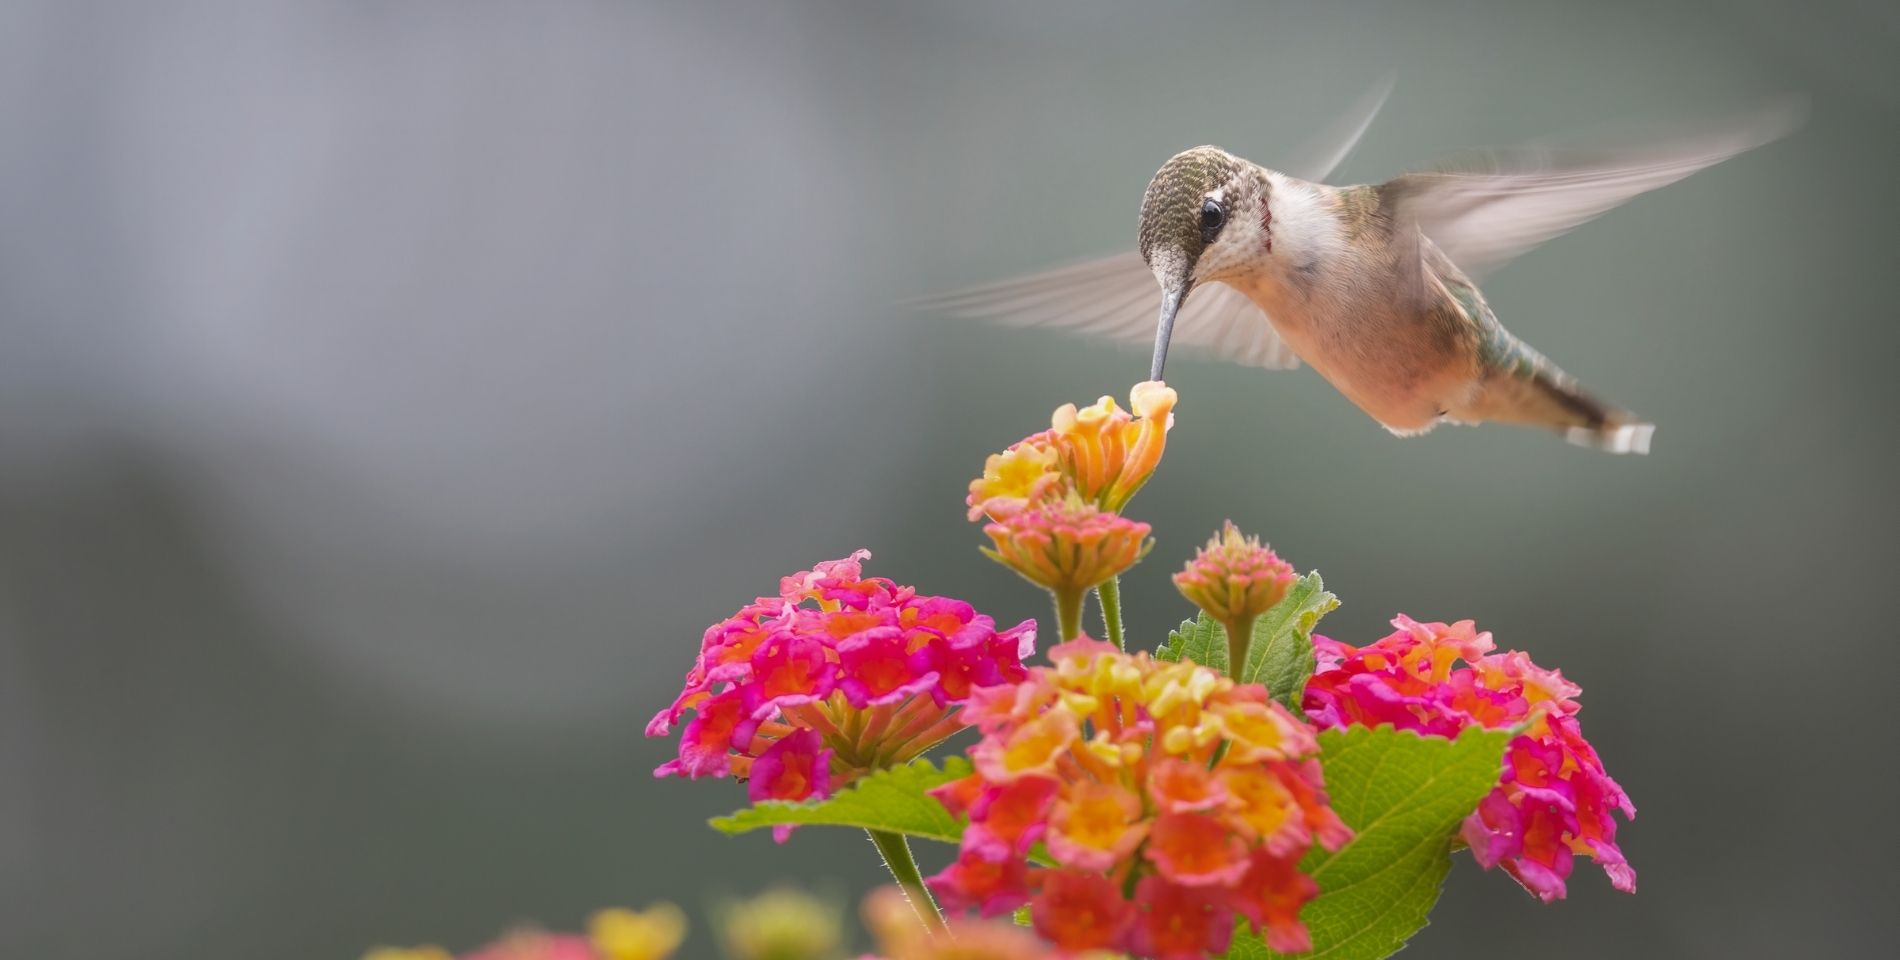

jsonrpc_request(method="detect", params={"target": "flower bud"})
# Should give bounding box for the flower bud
[1173,522,1296,674]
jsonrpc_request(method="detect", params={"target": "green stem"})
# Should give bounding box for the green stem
[1097,576,1125,651]
[1224,616,1257,681]
[1053,588,1086,644]
[867,828,944,934]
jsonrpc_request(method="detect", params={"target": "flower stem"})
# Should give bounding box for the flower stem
[1224,617,1255,681]
[1097,576,1126,650]
[867,828,945,934]
[1053,588,1086,643]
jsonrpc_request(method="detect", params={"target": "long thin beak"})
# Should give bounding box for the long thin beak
[1149,281,1190,382]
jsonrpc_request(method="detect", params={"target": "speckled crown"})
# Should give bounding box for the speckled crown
[1137,146,1244,268]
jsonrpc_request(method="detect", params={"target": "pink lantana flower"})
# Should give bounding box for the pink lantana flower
[648,551,1036,841]
[926,637,1349,958]
[1303,615,1637,901]
[1173,520,1298,672]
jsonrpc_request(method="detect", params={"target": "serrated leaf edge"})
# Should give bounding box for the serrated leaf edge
[708,756,972,844]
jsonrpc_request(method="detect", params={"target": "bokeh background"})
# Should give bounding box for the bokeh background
[3,1,1895,957]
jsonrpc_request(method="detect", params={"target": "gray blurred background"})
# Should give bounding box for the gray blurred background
[2,1,1894,957]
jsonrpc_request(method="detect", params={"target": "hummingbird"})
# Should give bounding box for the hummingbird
[926,87,1803,454]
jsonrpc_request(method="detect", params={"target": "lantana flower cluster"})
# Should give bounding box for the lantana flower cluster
[926,636,1351,959]
[968,382,1176,635]
[967,381,1177,522]
[647,551,1035,838]
[1303,616,1637,901]
[365,371,1649,960]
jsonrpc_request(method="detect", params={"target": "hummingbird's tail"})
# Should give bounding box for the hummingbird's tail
[1467,355,1654,455]
[1565,417,1655,456]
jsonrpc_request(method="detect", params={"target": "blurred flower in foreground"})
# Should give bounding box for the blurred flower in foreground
[719,888,844,960]
[1173,521,1297,672]
[859,886,1055,960]
[967,381,1177,523]
[648,551,1035,840]
[363,905,686,960]
[363,949,453,960]
[1304,616,1636,901]
[463,932,600,960]
[926,637,1349,958]
[591,905,689,960]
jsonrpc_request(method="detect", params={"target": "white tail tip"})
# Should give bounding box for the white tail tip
[1566,423,1654,455]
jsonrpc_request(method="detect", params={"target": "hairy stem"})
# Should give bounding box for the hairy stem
[1097,576,1126,650]
[1053,588,1086,644]
[1224,616,1256,681]
[867,828,944,934]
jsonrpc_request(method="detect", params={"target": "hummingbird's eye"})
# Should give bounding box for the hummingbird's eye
[1200,198,1227,244]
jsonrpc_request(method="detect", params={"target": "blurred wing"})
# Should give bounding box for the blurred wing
[1281,72,1395,183]
[1381,97,1806,278]
[915,252,1300,369]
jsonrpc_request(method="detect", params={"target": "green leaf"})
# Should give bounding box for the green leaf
[710,757,972,844]
[1158,612,1227,674]
[1224,725,1512,960]
[1158,572,1336,711]
[1239,572,1338,712]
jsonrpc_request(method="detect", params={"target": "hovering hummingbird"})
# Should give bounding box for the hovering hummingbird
[927,85,1803,454]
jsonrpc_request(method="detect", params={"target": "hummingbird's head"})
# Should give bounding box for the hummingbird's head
[1137,146,1267,380]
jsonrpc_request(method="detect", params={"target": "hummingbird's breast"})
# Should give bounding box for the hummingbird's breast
[1232,264,1483,433]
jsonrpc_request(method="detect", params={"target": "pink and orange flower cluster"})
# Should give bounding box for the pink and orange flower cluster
[372,376,1651,960]
[925,637,1350,959]
[966,381,1177,522]
[1303,615,1637,902]
[647,551,1035,839]
[967,383,1175,610]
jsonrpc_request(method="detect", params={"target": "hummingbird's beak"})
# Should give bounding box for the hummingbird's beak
[1149,278,1191,382]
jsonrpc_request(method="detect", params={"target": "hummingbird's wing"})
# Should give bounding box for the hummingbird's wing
[1380,97,1805,279]
[914,78,1397,371]
[1280,73,1394,184]
[916,252,1301,369]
